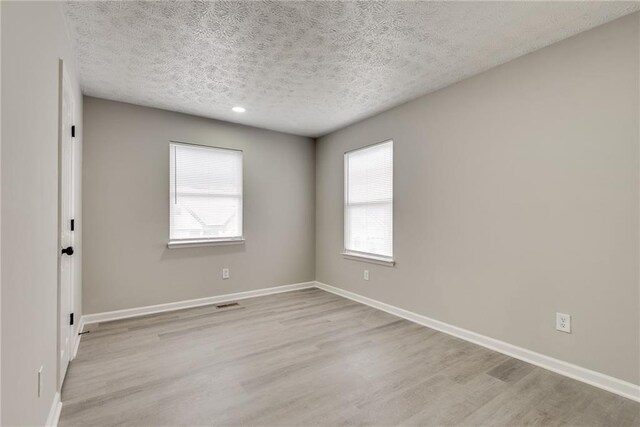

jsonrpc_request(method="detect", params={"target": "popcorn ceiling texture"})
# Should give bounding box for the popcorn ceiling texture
[63,1,640,137]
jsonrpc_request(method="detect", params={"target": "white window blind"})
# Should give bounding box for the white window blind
[344,141,393,259]
[169,143,243,243]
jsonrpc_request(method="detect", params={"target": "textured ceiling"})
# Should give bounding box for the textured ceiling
[63,1,640,137]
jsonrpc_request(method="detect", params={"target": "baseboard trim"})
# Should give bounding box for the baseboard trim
[81,281,316,326]
[76,279,639,402]
[314,281,640,403]
[45,392,62,427]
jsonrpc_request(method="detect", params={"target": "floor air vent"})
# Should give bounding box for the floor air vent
[216,302,239,309]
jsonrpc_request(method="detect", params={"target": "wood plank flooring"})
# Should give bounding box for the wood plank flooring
[59,288,640,426]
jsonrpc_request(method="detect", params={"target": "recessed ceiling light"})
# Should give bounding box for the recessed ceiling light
[232,106,246,113]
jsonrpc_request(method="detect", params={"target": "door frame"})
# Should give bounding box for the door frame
[57,59,76,390]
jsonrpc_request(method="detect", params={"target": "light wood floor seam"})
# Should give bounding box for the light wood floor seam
[59,288,640,426]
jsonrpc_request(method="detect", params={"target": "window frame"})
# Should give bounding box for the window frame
[167,140,244,248]
[342,140,395,266]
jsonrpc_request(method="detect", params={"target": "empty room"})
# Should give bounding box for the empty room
[1,1,640,426]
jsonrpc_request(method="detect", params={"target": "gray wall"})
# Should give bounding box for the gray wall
[1,1,83,425]
[316,13,640,385]
[82,97,315,314]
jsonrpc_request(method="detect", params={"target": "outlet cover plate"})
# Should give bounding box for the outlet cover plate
[556,312,571,333]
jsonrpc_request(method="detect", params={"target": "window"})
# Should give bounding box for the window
[169,142,243,247]
[344,140,394,265]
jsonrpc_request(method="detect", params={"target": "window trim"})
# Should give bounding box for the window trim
[341,250,395,266]
[167,237,245,249]
[343,139,394,264]
[168,141,244,248]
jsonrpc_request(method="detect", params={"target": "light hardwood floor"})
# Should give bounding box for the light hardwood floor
[60,288,640,426]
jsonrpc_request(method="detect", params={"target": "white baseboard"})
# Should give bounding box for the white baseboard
[75,279,639,403]
[45,392,62,427]
[81,281,316,326]
[315,281,640,403]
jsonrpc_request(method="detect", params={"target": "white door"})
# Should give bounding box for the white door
[58,61,75,388]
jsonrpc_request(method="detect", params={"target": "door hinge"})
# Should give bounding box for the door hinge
[70,219,75,231]
[71,125,76,138]
[70,313,74,326]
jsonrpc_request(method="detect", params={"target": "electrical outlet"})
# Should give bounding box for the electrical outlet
[222,268,230,279]
[363,270,369,281]
[556,312,571,333]
[37,366,43,397]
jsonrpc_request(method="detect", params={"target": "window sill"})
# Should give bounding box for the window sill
[167,238,245,249]
[341,251,395,267]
